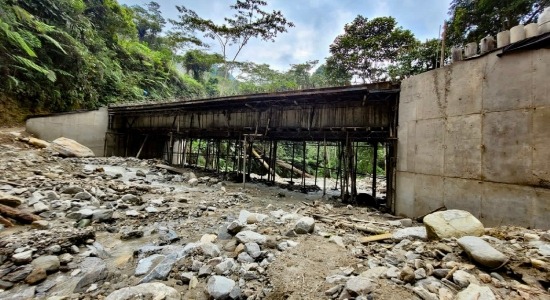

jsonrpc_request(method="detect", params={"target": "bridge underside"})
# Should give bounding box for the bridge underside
[106,83,400,211]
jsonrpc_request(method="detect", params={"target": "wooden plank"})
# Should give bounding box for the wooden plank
[359,233,393,244]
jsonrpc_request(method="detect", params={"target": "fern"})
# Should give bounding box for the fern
[0,22,37,57]
[40,34,67,54]
[10,55,50,76]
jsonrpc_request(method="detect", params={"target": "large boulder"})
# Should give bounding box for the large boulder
[457,236,509,270]
[105,283,180,300]
[423,210,484,240]
[49,137,95,158]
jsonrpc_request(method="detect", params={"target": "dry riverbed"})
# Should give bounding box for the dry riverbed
[0,129,549,300]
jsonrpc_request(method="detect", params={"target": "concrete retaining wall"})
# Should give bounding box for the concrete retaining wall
[396,48,550,229]
[26,107,108,156]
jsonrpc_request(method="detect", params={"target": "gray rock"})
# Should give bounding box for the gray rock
[139,245,197,284]
[91,209,113,222]
[145,206,158,213]
[120,194,142,205]
[235,231,266,244]
[31,220,50,230]
[400,218,413,227]
[74,257,107,292]
[237,252,255,263]
[392,227,428,241]
[207,275,236,299]
[345,276,374,296]
[134,254,166,276]
[3,265,33,282]
[424,210,484,240]
[12,250,33,264]
[59,253,73,264]
[67,208,94,220]
[453,270,476,288]
[179,272,194,283]
[31,256,60,273]
[33,201,49,213]
[294,217,315,234]
[125,209,139,217]
[105,283,180,300]
[412,286,438,300]
[455,284,496,300]
[214,258,237,275]
[360,266,387,280]
[120,228,144,240]
[136,169,146,177]
[188,178,199,186]
[457,236,508,269]
[62,186,84,195]
[245,243,261,259]
[200,242,221,257]
[227,220,244,235]
[0,285,35,299]
[74,191,92,200]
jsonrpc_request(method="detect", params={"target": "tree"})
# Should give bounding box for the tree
[388,38,441,80]
[182,50,223,81]
[171,0,294,76]
[327,16,416,83]
[312,63,351,87]
[129,2,165,48]
[447,0,550,46]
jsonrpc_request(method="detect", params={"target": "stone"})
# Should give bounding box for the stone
[412,286,438,300]
[74,191,92,200]
[400,218,413,227]
[179,271,194,283]
[188,178,199,186]
[31,256,60,273]
[25,267,47,285]
[120,229,143,240]
[200,234,218,244]
[227,220,244,235]
[62,186,85,195]
[453,270,475,288]
[237,252,255,263]
[214,258,237,275]
[206,275,236,299]
[455,284,496,300]
[294,217,315,234]
[33,201,49,213]
[27,137,50,148]
[399,266,415,283]
[414,268,427,280]
[92,209,113,222]
[360,266,388,280]
[245,242,261,259]
[74,257,108,292]
[120,194,142,205]
[392,227,428,241]
[144,206,158,214]
[3,265,33,282]
[49,137,95,157]
[59,253,73,264]
[457,236,509,269]
[0,193,23,207]
[12,250,33,264]
[345,276,375,296]
[0,279,13,290]
[31,220,50,229]
[125,210,139,217]
[235,231,267,244]
[135,254,165,276]
[423,210,484,240]
[135,169,146,177]
[200,242,221,257]
[329,236,346,248]
[105,282,180,300]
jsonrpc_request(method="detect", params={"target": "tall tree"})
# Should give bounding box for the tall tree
[171,0,294,76]
[182,50,224,81]
[447,0,550,45]
[130,2,165,48]
[327,16,416,83]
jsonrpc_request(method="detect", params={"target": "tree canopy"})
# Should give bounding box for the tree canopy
[327,16,416,83]
[447,0,550,45]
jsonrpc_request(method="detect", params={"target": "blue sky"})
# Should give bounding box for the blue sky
[119,0,452,70]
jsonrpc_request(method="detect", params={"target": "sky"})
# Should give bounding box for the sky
[119,0,452,70]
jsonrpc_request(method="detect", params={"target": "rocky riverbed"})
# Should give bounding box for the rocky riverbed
[0,129,549,300]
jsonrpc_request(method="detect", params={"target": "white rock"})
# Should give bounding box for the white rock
[423,210,484,240]
[206,275,236,299]
[49,137,95,157]
[393,227,428,241]
[235,231,266,244]
[105,283,180,300]
[457,236,509,269]
[294,217,315,234]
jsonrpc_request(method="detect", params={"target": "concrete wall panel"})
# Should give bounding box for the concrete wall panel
[416,70,447,120]
[480,182,534,228]
[26,108,108,156]
[414,119,444,176]
[532,49,550,107]
[533,189,550,229]
[443,178,483,219]
[533,107,550,184]
[395,171,415,217]
[446,59,484,117]
[482,110,533,184]
[397,122,408,172]
[482,52,533,112]
[445,114,482,179]
[414,174,444,216]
